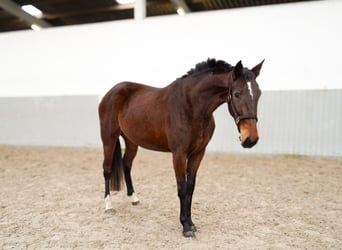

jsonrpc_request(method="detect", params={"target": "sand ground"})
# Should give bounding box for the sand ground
[1,146,342,249]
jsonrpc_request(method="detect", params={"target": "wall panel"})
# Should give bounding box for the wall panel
[209,90,342,157]
[0,90,341,157]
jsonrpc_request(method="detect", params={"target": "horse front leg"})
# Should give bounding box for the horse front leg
[185,149,206,235]
[173,152,196,237]
[178,176,195,237]
[185,172,197,233]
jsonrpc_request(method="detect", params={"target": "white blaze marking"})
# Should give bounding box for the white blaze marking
[247,81,254,99]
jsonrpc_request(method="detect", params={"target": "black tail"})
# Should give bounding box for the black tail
[111,139,124,191]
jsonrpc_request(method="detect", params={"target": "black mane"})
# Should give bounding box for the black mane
[183,58,233,78]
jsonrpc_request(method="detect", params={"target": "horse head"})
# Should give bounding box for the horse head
[227,60,264,148]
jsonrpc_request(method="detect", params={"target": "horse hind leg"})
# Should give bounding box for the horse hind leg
[123,136,140,205]
[102,135,124,212]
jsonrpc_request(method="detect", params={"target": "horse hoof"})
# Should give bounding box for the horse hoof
[105,208,115,214]
[132,200,140,206]
[183,230,196,238]
[190,225,197,232]
[130,193,140,205]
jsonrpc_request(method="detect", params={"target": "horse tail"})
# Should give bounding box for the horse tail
[110,138,124,191]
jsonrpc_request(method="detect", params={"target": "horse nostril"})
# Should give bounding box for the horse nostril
[242,137,259,148]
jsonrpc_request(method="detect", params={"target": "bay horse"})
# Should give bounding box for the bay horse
[98,58,264,237]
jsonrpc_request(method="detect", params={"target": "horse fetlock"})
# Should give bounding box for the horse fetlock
[104,195,113,211]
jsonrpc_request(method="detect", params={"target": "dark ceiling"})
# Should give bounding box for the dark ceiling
[0,0,317,33]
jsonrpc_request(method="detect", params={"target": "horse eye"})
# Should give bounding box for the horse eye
[234,92,240,98]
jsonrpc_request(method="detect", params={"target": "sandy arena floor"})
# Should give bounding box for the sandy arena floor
[0,146,341,249]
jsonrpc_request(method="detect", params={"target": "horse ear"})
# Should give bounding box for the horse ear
[233,61,243,79]
[251,59,265,77]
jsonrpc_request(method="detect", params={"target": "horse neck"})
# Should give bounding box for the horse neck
[183,73,229,117]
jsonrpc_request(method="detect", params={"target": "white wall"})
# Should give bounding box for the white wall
[0,0,341,97]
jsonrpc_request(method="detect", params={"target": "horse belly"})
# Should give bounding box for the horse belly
[119,110,170,152]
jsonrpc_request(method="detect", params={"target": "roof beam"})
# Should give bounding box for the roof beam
[0,0,51,28]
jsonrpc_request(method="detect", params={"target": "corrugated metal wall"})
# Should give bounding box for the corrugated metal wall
[0,96,100,148]
[209,89,342,157]
[0,90,341,157]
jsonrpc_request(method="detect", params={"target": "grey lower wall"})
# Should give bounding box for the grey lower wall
[0,90,341,157]
[210,90,342,157]
[0,95,101,148]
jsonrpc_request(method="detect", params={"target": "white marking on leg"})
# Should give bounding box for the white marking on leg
[247,81,254,99]
[130,192,140,205]
[105,195,113,211]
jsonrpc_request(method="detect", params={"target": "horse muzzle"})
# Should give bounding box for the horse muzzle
[240,136,259,148]
[238,119,259,148]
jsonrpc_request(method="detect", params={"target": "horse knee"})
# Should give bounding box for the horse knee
[177,181,187,199]
[103,169,111,180]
